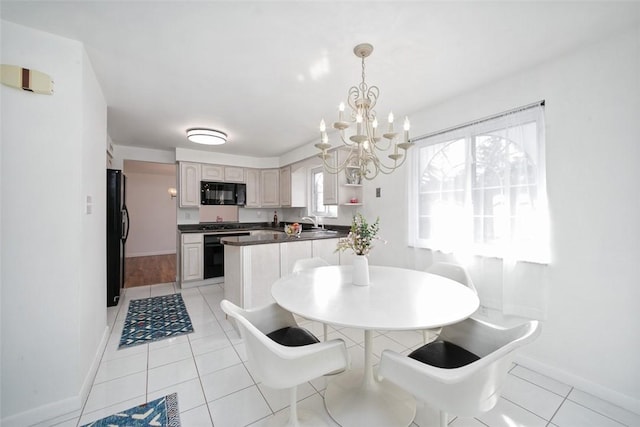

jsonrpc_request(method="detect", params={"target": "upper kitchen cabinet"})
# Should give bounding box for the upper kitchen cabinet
[280,166,292,207]
[201,164,245,183]
[224,166,245,183]
[245,169,261,207]
[280,165,307,207]
[245,168,282,208]
[179,162,201,207]
[201,164,224,181]
[323,155,339,205]
[261,169,280,207]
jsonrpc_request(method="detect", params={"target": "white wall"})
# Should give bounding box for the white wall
[1,21,108,425]
[124,170,177,257]
[361,26,640,412]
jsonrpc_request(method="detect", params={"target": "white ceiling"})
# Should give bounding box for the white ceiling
[2,1,639,158]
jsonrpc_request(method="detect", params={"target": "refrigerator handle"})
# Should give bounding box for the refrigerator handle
[122,205,130,242]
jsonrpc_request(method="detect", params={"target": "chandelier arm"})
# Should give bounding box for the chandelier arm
[316,43,413,182]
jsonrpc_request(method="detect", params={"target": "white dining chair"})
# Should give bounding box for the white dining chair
[423,261,478,343]
[427,261,477,294]
[221,299,348,427]
[292,257,331,340]
[378,318,540,427]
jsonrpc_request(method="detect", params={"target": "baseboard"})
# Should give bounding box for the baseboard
[126,250,176,258]
[0,326,111,426]
[516,354,640,416]
[79,325,111,410]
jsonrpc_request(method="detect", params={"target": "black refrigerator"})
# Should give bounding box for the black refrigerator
[106,169,130,307]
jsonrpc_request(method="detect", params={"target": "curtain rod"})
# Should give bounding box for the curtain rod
[411,99,545,143]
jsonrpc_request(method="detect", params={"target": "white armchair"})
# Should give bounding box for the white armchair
[426,261,477,294]
[378,318,540,427]
[292,257,330,273]
[220,299,349,426]
[423,262,478,343]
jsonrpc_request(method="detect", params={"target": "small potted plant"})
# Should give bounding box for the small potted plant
[336,213,382,285]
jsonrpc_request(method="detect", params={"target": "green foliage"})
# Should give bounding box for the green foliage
[335,213,381,256]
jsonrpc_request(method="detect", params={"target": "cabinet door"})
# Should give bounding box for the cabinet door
[181,234,203,282]
[245,169,261,207]
[179,162,201,207]
[280,240,312,275]
[244,243,280,309]
[279,166,292,207]
[224,166,245,183]
[323,156,338,205]
[261,169,280,207]
[312,238,340,265]
[201,164,224,181]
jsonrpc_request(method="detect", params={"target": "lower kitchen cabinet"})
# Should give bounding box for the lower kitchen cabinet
[224,243,281,309]
[223,238,341,309]
[280,240,313,275]
[312,238,340,265]
[181,233,203,282]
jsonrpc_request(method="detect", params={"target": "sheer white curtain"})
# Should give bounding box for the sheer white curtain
[408,104,549,318]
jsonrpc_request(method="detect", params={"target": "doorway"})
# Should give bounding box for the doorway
[122,160,177,287]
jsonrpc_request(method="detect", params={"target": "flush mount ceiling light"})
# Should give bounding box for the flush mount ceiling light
[186,128,227,145]
[315,43,413,181]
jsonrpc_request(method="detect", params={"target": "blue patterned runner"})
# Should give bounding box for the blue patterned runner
[119,294,193,348]
[82,393,180,426]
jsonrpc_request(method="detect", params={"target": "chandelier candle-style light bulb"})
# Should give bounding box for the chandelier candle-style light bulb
[315,119,332,152]
[315,43,413,180]
[404,117,410,142]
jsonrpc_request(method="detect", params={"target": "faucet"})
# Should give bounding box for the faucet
[301,215,323,229]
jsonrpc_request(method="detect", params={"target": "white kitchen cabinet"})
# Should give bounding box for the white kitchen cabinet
[179,162,201,207]
[261,169,280,207]
[224,166,245,183]
[323,155,339,205]
[181,233,203,282]
[280,240,313,275]
[245,168,261,207]
[224,243,280,309]
[201,164,224,181]
[312,238,340,265]
[280,165,307,208]
[279,166,292,207]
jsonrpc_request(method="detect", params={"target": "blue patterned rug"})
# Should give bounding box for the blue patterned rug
[119,294,193,348]
[82,393,180,426]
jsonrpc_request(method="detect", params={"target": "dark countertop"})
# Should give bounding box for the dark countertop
[177,222,350,245]
[178,222,277,233]
[220,230,347,246]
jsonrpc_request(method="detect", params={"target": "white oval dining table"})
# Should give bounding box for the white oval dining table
[271,264,480,427]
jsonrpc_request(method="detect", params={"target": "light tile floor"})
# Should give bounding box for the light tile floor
[36,283,640,427]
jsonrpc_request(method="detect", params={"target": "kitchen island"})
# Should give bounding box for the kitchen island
[221,229,348,309]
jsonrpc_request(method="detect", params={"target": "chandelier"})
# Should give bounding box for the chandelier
[315,43,413,181]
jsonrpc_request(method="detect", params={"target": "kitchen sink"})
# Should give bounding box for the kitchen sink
[300,230,339,237]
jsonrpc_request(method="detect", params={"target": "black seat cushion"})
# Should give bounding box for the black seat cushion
[266,326,320,347]
[408,340,480,369]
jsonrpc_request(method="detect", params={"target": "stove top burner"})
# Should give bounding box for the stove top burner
[199,223,239,231]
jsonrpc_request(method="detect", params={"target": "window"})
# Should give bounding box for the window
[408,104,549,263]
[310,167,337,217]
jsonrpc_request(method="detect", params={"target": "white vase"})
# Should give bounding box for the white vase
[352,255,370,286]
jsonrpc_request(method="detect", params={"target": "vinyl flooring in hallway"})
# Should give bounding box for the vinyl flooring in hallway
[36,282,640,427]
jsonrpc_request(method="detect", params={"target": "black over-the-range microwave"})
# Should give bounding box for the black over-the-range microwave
[201,181,246,206]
